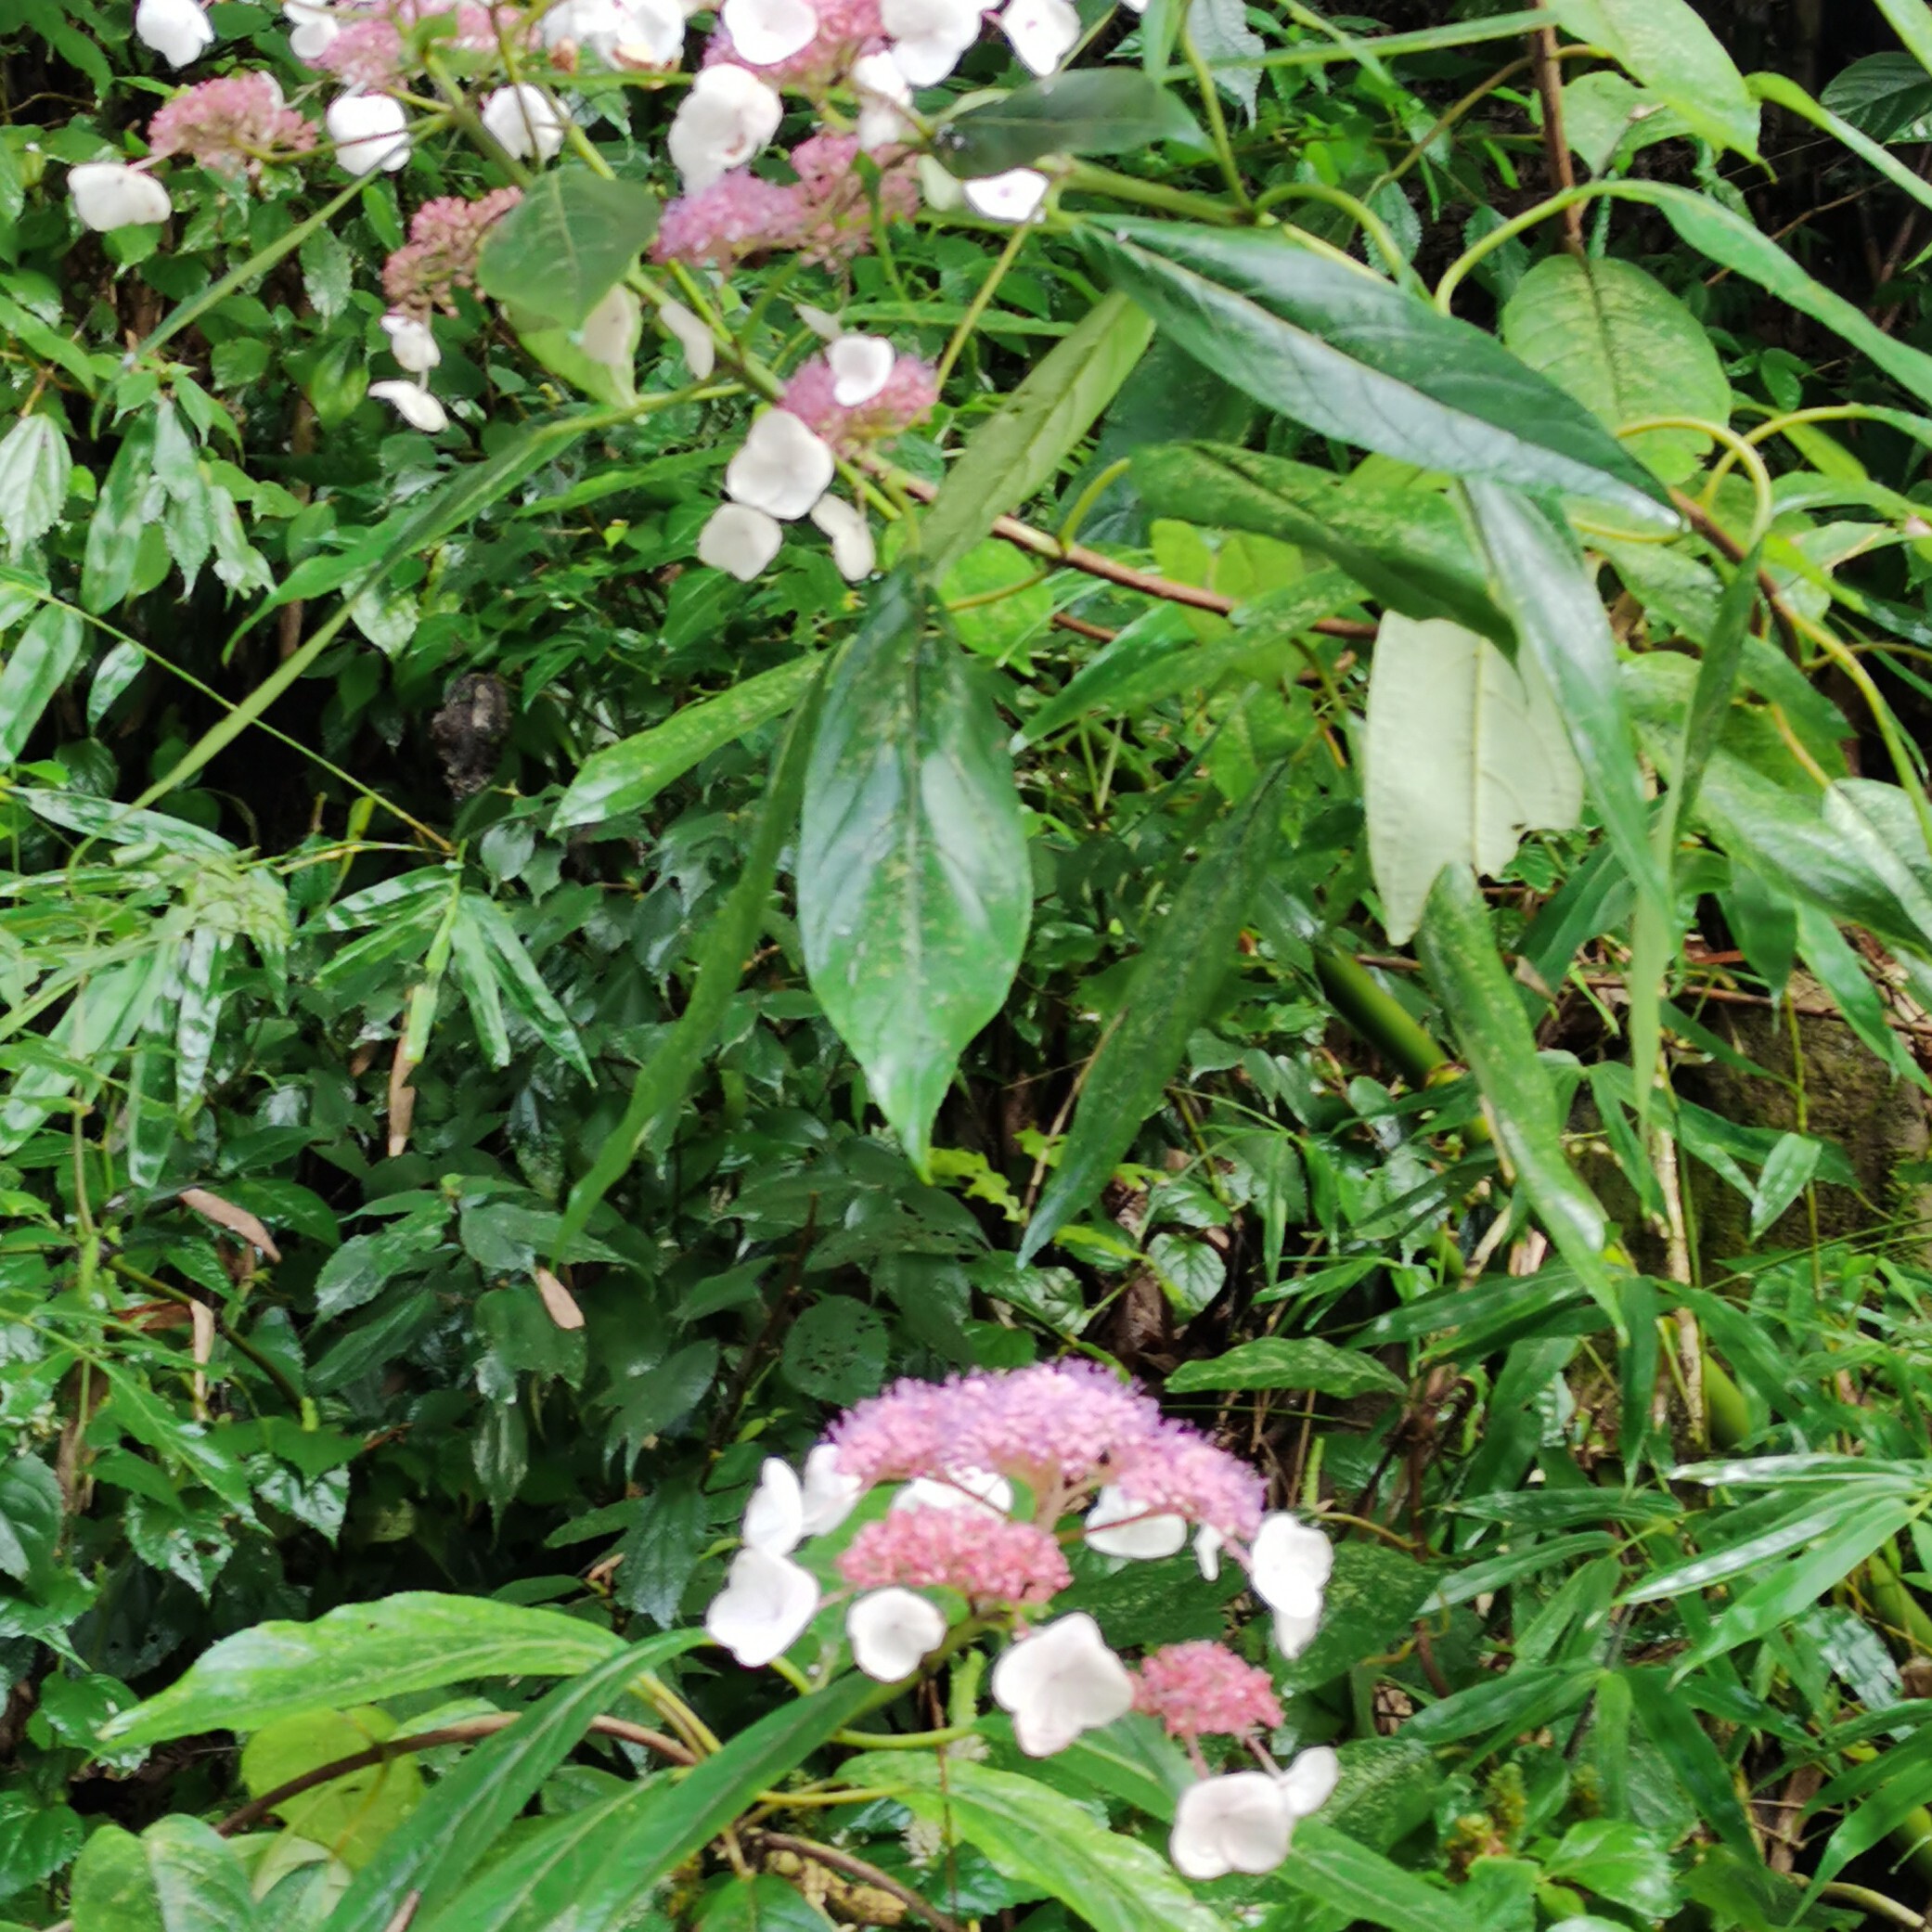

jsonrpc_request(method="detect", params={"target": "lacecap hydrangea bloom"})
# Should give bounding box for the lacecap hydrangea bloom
[703,1360,1338,1880]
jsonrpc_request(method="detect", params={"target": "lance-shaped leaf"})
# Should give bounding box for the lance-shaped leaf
[934,71,1206,176]
[1079,220,1672,522]
[1417,866,1619,1326]
[799,572,1030,1174]
[1364,613,1582,945]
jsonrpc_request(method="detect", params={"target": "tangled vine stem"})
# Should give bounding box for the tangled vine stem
[744,1828,972,1932]
[212,1711,695,1836]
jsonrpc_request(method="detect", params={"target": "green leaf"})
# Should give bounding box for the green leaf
[0,603,84,766]
[325,1638,692,1932]
[0,415,71,552]
[1020,573,1359,744]
[475,171,659,329]
[421,1674,881,1932]
[1748,1132,1822,1239]
[460,895,593,1079]
[69,1817,261,1932]
[1166,1337,1403,1397]
[81,417,156,614]
[1499,255,1730,483]
[799,573,1031,1173]
[1416,866,1617,1324]
[1022,770,1281,1260]
[553,655,820,830]
[1274,1823,1477,1932]
[696,1877,835,1932]
[935,71,1205,176]
[1364,612,1583,945]
[780,1298,889,1404]
[1130,444,1507,635]
[1463,483,1669,921]
[1821,51,1932,138]
[101,1594,634,1745]
[1548,0,1758,154]
[1675,1491,1922,1672]
[556,672,825,1258]
[1280,1542,1437,1691]
[614,1479,705,1627]
[1079,221,1671,522]
[0,1455,61,1583]
[1623,1667,1757,1861]
[839,1754,1231,1932]
[1612,179,1932,413]
[1876,0,1932,85]
[918,290,1153,581]
[239,1709,420,1871]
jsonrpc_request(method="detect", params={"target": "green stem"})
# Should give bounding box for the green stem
[1179,19,1250,209]
[107,1257,304,1410]
[1252,181,1414,283]
[1313,948,1448,1088]
[1060,161,1242,225]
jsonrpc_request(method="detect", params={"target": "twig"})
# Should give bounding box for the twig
[214,1712,694,1835]
[745,1829,972,1932]
[890,474,1375,640]
[106,1257,306,1412]
[1668,490,1801,657]
[1528,6,1586,255]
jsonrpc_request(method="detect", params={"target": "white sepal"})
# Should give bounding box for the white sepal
[369,381,448,432]
[68,162,172,231]
[380,313,440,374]
[725,409,835,521]
[1084,1484,1189,1560]
[698,502,784,580]
[135,0,216,67]
[722,0,818,63]
[1169,1772,1294,1881]
[990,1612,1135,1758]
[328,92,411,174]
[481,84,567,162]
[801,1442,864,1535]
[742,1456,805,1554]
[667,63,783,191]
[810,495,876,581]
[962,167,1050,222]
[998,0,1077,75]
[704,1545,821,1666]
[1247,1511,1333,1618]
[827,334,895,406]
[847,1588,948,1681]
[659,298,717,379]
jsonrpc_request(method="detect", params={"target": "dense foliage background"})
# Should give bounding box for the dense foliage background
[19,0,1932,1926]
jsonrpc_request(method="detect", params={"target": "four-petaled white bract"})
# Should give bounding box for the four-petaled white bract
[68,162,172,232]
[481,84,567,163]
[998,0,1079,77]
[369,380,448,433]
[725,408,835,521]
[963,167,1050,223]
[543,0,686,67]
[722,0,818,65]
[667,63,783,191]
[381,313,440,375]
[698,502,784,580]
[894,1467,1012,1516]
[135,0,215,68]
[658,299,717,380]
[1249,1512,1333,1623]
[810,495,877,581]
[328,93,411,175]
[828,334,895,407]
[847,1587,948,1681]
[1084,1483,1189,1560]
[283,0,336,63]
[990,1612,1136,1757]
[705,1543,822,1664]
[882,0,984,85]
[850,51,916,152]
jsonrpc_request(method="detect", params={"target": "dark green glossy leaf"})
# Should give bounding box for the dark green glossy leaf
[556,667,826,1256]
[1624,1667,1757,1861]
[1822,51,1932,138]
[935,71,1204,176]
[1463,483,1668,921]
[1548,0,1758,154]
[102,1594,635,1745]
[1276,1823,1478,1932]
[1079,220,1671,520]
[919,291,1153,581]
[0,603,84,766]
[1022,769,1281,1260]
[839,1754,1228,1932]
[69,1817,260,1932]
[476,171,659,329]
[799,573,1030,1174]
[1416,866,1617,1324]
[425,1674,880,1932]
[1132,444,1506,635]
[552,655,820,830]
[1166,1336,1402,1397]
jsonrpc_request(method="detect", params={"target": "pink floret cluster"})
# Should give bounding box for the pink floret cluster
[781,351,942,459]
[148,73,316,177]
[1133,1642,1283,1742]
[381,187,523,318]
[837,1506,1072,1604]
[703,0,885,91]
[827,1359,1265,1539]
[654,136,920,270]
[304,0,526,84]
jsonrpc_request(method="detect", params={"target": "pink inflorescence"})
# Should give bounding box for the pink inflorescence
[838,1506,1072,1604]
[1114,1421,1267,1542]
[303,0,529,81]
[654,137,920,271]
[148,73,316,177]
[1133,1642,1283,1742]
[703,0,886,90]
[381,187,522,319]
[780,350,938,457]
[312,19,408,85]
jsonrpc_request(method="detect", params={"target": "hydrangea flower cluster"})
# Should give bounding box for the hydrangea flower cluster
[704,1361,1338,1880]
[147,73,316,178]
